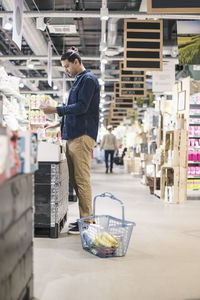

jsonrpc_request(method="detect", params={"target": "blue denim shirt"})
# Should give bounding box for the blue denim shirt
[56,70,100,141]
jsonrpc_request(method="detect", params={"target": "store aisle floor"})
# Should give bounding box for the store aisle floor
[34,164,200,300]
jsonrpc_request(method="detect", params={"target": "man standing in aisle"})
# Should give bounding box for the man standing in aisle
[101,125,118,173]
[40,47,100,234]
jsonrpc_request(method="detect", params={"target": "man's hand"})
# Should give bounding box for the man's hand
[44,122,60,130]
[40,105,57,115]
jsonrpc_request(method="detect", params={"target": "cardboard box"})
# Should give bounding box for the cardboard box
[37,142,62,162]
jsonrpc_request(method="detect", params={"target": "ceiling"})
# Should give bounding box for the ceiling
[0,0,193,120]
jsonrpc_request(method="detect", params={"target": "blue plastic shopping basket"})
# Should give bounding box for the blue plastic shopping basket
[78,192,136,258]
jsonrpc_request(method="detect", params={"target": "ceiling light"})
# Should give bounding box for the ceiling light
[100,8,109,21]
[101,93,106,98]
[100,113,104,117]
[36,17,46,31]
[99,41,107,52]
[101,16,109,21]
[53,85,58,90]
[102,58,108,64]
[100,117,104,122]
[27,60,34,69]
[19,83,24,88]
[3,17,13,30]
[98,78,105,86]
[4,22,13,30]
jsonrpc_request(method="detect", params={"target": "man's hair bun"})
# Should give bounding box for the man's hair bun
[70,46,78,52]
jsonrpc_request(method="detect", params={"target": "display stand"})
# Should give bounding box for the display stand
[187,93,200,197]
[161,129,188,203]
[34,159,68,238]
[0,174,33,300]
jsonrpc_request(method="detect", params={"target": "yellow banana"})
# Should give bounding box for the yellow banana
[101,232,118,248]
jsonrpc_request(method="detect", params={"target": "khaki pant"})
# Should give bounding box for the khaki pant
[65,135,95,219]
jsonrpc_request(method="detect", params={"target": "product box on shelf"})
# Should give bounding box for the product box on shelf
[37,141,65,162]
[18,131,38,174]
[0,127,19,184]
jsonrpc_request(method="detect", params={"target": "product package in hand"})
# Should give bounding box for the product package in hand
[40,96,57,121]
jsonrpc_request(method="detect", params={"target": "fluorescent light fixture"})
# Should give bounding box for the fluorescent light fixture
[27,60,34,69]
[98,78,105,86]
[100,8,109,20]
[99,41,107,52]
[100,117,104,122]
[3,22,12,30]
[101,93,106,98]
[101,58,108,64]
[19,83,24,88]
[36,17,46,31]
[3,17,13,30]
[53,85,58,90]
[101,15,109,21]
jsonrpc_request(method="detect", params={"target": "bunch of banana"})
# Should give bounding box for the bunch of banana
[93,232,118,248]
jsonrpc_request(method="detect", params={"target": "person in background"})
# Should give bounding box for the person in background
[40,46,100,234]
[101,125,118,173]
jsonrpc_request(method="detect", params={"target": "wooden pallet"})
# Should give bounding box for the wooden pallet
[34,212,67,238]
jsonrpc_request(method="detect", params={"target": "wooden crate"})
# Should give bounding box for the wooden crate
[164,130,180,167]
[164,130,188,168]
[179,167,187,203]
[180,130,188,168]
[161,165,187,204]
[124,19,163,71]
[161,166,180,203]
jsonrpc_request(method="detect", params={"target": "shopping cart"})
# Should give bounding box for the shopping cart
[78,192,136,258]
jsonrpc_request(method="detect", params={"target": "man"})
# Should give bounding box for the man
[40,47,100,234]
[100,125,118,173]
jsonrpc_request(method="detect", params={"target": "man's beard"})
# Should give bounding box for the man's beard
[67,72,75,78]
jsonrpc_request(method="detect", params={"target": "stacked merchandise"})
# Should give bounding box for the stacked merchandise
[141,108,159,186]
[33,99,69,238]
[25,94,58,131]
[161,129,188,203]
[34,160,68,238]
[0,68,38,300]
[187,93,200,191]
[0,173,33,300]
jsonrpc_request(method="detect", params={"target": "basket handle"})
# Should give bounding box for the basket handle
[93,192,125,223]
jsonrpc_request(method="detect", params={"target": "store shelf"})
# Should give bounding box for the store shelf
[30,123,45,126]
[188,161,200,164]
[189,136,200,138]
[189,123,200,125]
[188,176,200,179]
[0,87,27,103]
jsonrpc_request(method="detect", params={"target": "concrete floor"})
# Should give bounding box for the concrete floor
[34,164,200,300]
